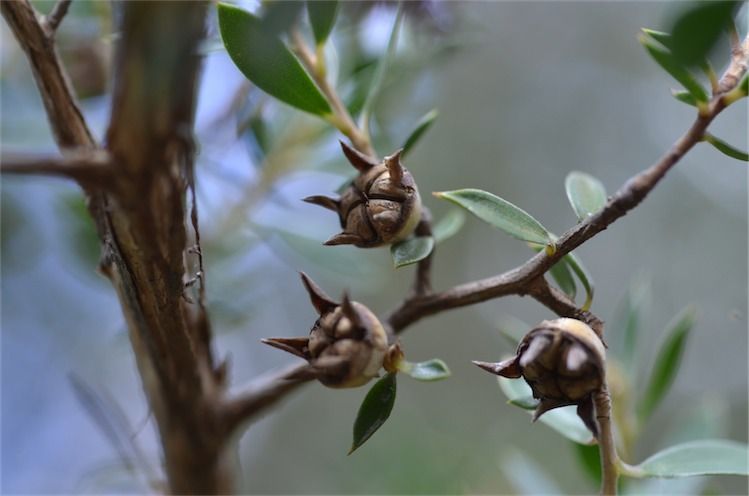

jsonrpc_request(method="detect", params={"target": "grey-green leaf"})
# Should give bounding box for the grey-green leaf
[307,0,339,45]
[350,372,397,454]
[616,274,651,374]
[565,171,607,221]
[669,1,738,67]
[639,32,709,103]
[402,359,451,381]
[635,440,749,478]
[574,443,602,485]
[672,89,698,107]
[509,395,539,410]
[402,109,439,157]
[435,189,552,245]
[218,3,332,116]
[497,377,595,445]
[637,305,696,421]
[432,209,466,244]
[391,236,434,268]
[703,133,749,161]
[498,316,531,345]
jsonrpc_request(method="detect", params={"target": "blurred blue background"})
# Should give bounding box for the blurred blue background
[2,1,747,494]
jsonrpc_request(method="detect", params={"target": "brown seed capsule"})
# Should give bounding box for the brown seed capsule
[473,318,605,437]
[262,273,388,388]
[304,141,422,248]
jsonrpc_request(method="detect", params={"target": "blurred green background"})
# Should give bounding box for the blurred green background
[1,1,747,494]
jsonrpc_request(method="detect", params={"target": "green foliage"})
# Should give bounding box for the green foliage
[350,372,397,454]
[668,1,738,67]
[616,275,651,374]
[634,440,749,478]
[217,3,332,116]
[703,133,749,161]
[398,359,451,381]
[401,109,439,157]
[390,236,434,268]
[307,0,339,45]
[565,171,607,221]
[671,89,698,106]
[563,251,594,311]
[501,450,563,495]
[435,189,553,246]
[432,209,466,244]
[548,257,577,300]
[573,443,602,486]
[637,306,696,422]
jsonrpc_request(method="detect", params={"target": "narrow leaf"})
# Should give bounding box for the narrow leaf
[497,316,531,345]
[260,1,303,35]
[573,443,602,485]
[497,377,595,445]
[350,372,397,454]
[307,0,339,45]
[637,305,696,421]
[402,109,439,157]
[617,274,651,374]
[359,4,405,127]
[641,28,672,49]
[564,251,595,311]
[703,133,749,161]
[401,359,451,381]
[509,395,540,410]
[434,189,552,245]
[501,450,564,495]
[671,89,698,106]
[432,209,466,244]
[391,236,434,268]
[635,440,748,478]
[565,171,607,221]
[530,243,577,300]
[669,1,738,67]
[639,33,709,103]
[218,3,332,116]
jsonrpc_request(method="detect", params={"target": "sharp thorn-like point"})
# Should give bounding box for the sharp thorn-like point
[299,272,338,314]
[384,149,404,185]
[473,358,522,378]
[261,337,310,359]
[303,195,339,212]
[340,292,362,327]
[339,140,378,173]
[324,232,361,246]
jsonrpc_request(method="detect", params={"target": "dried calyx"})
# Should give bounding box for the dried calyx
[263,273,389,388]
[304,141,422,248]
[474,318,606,437]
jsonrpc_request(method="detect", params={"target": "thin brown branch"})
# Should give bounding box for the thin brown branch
[595,385,619,495]
[43,0,72,36]
[412,207,434,296]
[527,278,604,337]
[1,149,114,187]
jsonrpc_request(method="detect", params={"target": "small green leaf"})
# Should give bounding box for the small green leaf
[637,305,696,421]
[432,209,466,244]
[391,236,434,268]
[641,28,673,49]
[564,251,595,311]
[634,440,749,478]
[260,1,303,35]
[399,359,451,381]
[508,395,539,410]
[639,33,709,103]
[703,133,749,161]
[497,377,595,445]
[669,1,738,67]
[350,372,397,454]
[616,275,651,374]
[218,3,332,116]
[434,189,552,245]
[550,257,577,300]
[402,109,439,157]
[565,171,607,221]
[741,73,748,94]
[671,89,698,106]
[307,0,339,45]
[573,443,602,485]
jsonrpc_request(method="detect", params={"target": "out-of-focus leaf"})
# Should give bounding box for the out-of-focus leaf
[497,316,531,346]
[501,450,563,495]
[671,89,698,106]
[565,171,607,221]
[639,32,709,103]
[218,3,332,116]
[703,133,749,161]
[307,0,339,45]
[432,209,465,244]
[669,1,738,67]
[350,372,397,454]
[574,443,602,485]
[359,4,404,125]
[62,194,101,274]
[434,189,552,246]
[497,377,595,445]
[637,305,696,421]
[564,251,594,311]
[260,1,303,35]
[391,236,434,268]
[641,28,673,49]
[508,395,539,410]
[400,359,451,381]
[633,440,749,478]
[615,274,651,374]
[401,109,439,157]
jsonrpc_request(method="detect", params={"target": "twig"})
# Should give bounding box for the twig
[595,385,619,495]
[526,278,604,337]
[1,149,114,187]
[412,207,434,296]
[43,0,72,36]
